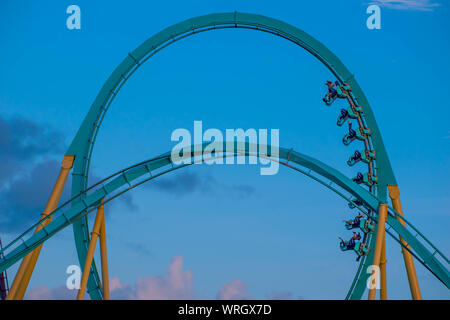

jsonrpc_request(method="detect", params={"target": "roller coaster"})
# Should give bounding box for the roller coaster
[0,12,448,300]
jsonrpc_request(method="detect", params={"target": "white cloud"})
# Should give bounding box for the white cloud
[26,256,193,300]
[369,0,440,11]
[26,285,76,300]
[216,279,250,300]
[110,256,194,299]
[28,257,293,300]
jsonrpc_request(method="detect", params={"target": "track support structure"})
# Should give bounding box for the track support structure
[388,185,422,300]
[99,206,110,300]
[7,155,74,300]
[77,201,109,300]
[368,203,388,300]
[380,236,387,300]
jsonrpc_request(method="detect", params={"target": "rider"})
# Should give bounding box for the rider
[353,172,364,184]
[339,232,361,249]
[343,213,364,226]
[327,80,337,95]
[351,150,361,161]
[348,198,364,209]
[323,80,338,102]
[347,121,356,138]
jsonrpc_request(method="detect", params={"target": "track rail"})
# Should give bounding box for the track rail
[1,144,448,297]
[63,12,400,299]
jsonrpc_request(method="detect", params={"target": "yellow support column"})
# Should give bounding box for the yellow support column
[368,203,387,300]
[7,155,74,300]
[99,212,110,300]
[380,237,387,300]
[388,185,422,300]
[77,202,105,300]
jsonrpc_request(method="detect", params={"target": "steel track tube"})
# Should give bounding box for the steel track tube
[77,203,104,300]
[99,210,110,300]
[7,155,74,300]
[388,185,422,300]
[368,203,388,300]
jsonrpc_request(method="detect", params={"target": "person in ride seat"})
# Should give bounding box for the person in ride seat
[351,150,361,161]
[348,198,364,209]
[326,80,337,95]
[343,213,364,226]
[347,121,356,138]
[339,232,361,249]
[323,80,338,103]
[353,172,364,184]
[348,232,361,248]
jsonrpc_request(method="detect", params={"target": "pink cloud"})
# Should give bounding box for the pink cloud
[110,256,194,300]
[369,0,441,11]
[26,285,76,300]
[27,257,268,300]
[217,279,250,300]
[26,256,193,300]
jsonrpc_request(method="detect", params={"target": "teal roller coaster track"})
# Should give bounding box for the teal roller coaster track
[0,12,448,300]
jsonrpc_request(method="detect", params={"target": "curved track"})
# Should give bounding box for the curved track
[2,12,448,300]
[0,143,448,299]
[64,12,398,299]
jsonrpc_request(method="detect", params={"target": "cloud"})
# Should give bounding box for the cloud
[124,241,152,257]
[0,115,65,186]
[27,256,295,300]
[217,279,250,300]
[0,159,138,233]
[26,285,77,300]
[26,256,194,300]
[110,256,194,300]
[0,115,67,232]
[147,171,255,199]
[0,159,64,232]
[148,171,210,196]
[0,114,137,233]
[368,0,441,11]
[108,277,135,300]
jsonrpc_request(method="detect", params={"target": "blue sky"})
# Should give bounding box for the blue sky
[0,0,449,299]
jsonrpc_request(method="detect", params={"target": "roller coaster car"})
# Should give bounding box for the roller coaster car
[359,219,375,233]
[346,218,374,233]
[337,105,362,126]
[342,128,356,146]
[348,198,364,209]
[354,242,369,257]
[343,127,371,146]
[355,127,371,141]
[341,240,368,256]
[361,149,375,163]
[337,83,352,95]
[323,94,337,106]
[353,172,378,187]
[340,241,355,251]
[347,150,362,166]
[337,108,349,126]
[347,149,375,166]
[344,220,360,230]
[323,81,352,106]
